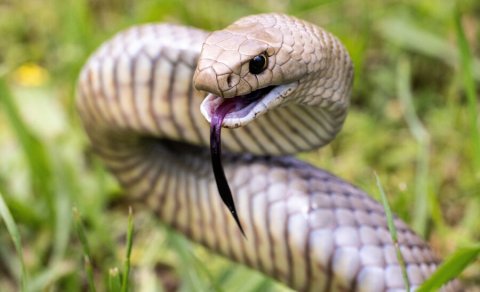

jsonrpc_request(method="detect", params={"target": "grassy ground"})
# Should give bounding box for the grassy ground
[0,0,479,291]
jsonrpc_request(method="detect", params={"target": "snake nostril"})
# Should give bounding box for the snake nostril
[226,74,239,88]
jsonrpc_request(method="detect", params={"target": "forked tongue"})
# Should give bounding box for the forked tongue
[210,97,248,237]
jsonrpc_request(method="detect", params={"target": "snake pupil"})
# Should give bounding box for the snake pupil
[249,54,267,74]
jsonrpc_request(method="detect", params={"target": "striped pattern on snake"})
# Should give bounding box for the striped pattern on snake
[77,14,460,291]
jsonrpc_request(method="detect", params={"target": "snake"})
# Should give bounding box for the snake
[76,13,461,291]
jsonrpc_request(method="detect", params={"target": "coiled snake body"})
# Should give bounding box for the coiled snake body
[77,14,459,291]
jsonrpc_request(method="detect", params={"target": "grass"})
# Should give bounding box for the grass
[121,207,134,292]
[0,0,479,290]
[396,57,431,237]
[455,9,480,172]
[0,192,27,291]
[375,173,410,291]
[72,207,96,292]
[418,244,480,291]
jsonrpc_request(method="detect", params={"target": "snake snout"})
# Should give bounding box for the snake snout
[194,52,241,95]
[194,66,223,97]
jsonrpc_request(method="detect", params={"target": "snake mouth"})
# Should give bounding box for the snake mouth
[200,82,298,128]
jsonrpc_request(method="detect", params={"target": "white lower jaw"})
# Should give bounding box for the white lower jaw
[200,82,299,128]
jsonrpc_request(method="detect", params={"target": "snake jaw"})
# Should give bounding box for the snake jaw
[200,82,298,128]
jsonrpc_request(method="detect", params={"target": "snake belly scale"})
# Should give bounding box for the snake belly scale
[77,14,459,291]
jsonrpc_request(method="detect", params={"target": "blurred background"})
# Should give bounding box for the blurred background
[0,0,479,291]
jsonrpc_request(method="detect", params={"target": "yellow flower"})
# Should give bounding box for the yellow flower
[12,63,49,87]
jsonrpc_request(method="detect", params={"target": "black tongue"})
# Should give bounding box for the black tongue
[210,98,246,237]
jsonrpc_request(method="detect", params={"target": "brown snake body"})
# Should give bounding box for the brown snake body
[77,14,460,291]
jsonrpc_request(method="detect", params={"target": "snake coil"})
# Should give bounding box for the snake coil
[77,13,459,291]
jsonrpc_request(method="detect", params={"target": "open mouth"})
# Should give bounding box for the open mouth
[212,85,274,124]
[202,83,298,236]
[200,83,298,128]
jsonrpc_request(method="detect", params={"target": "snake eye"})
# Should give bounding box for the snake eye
[249,54,268,74]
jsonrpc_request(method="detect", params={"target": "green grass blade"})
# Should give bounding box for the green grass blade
[50,147,73,264]
[0,192,27,291]
[109,268,122,292]
[454,6,480,242]
[374,173,410,291]
[0,78,54,222]
[396,58,431,236]
[417,245,480,292]
[27,261,74,291]
[121,207,134,292]
[72,207,96,292]
[166,229,222,292]
[378,17,480,81]
[454,10,480,176]
[0,193,42,227]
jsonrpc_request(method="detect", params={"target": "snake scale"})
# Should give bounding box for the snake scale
[76,14,460,291]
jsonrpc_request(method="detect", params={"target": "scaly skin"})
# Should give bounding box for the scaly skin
[77,14,460,291]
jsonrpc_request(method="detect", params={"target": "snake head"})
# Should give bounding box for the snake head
[194,14,353,236]
[193,14,313,129]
